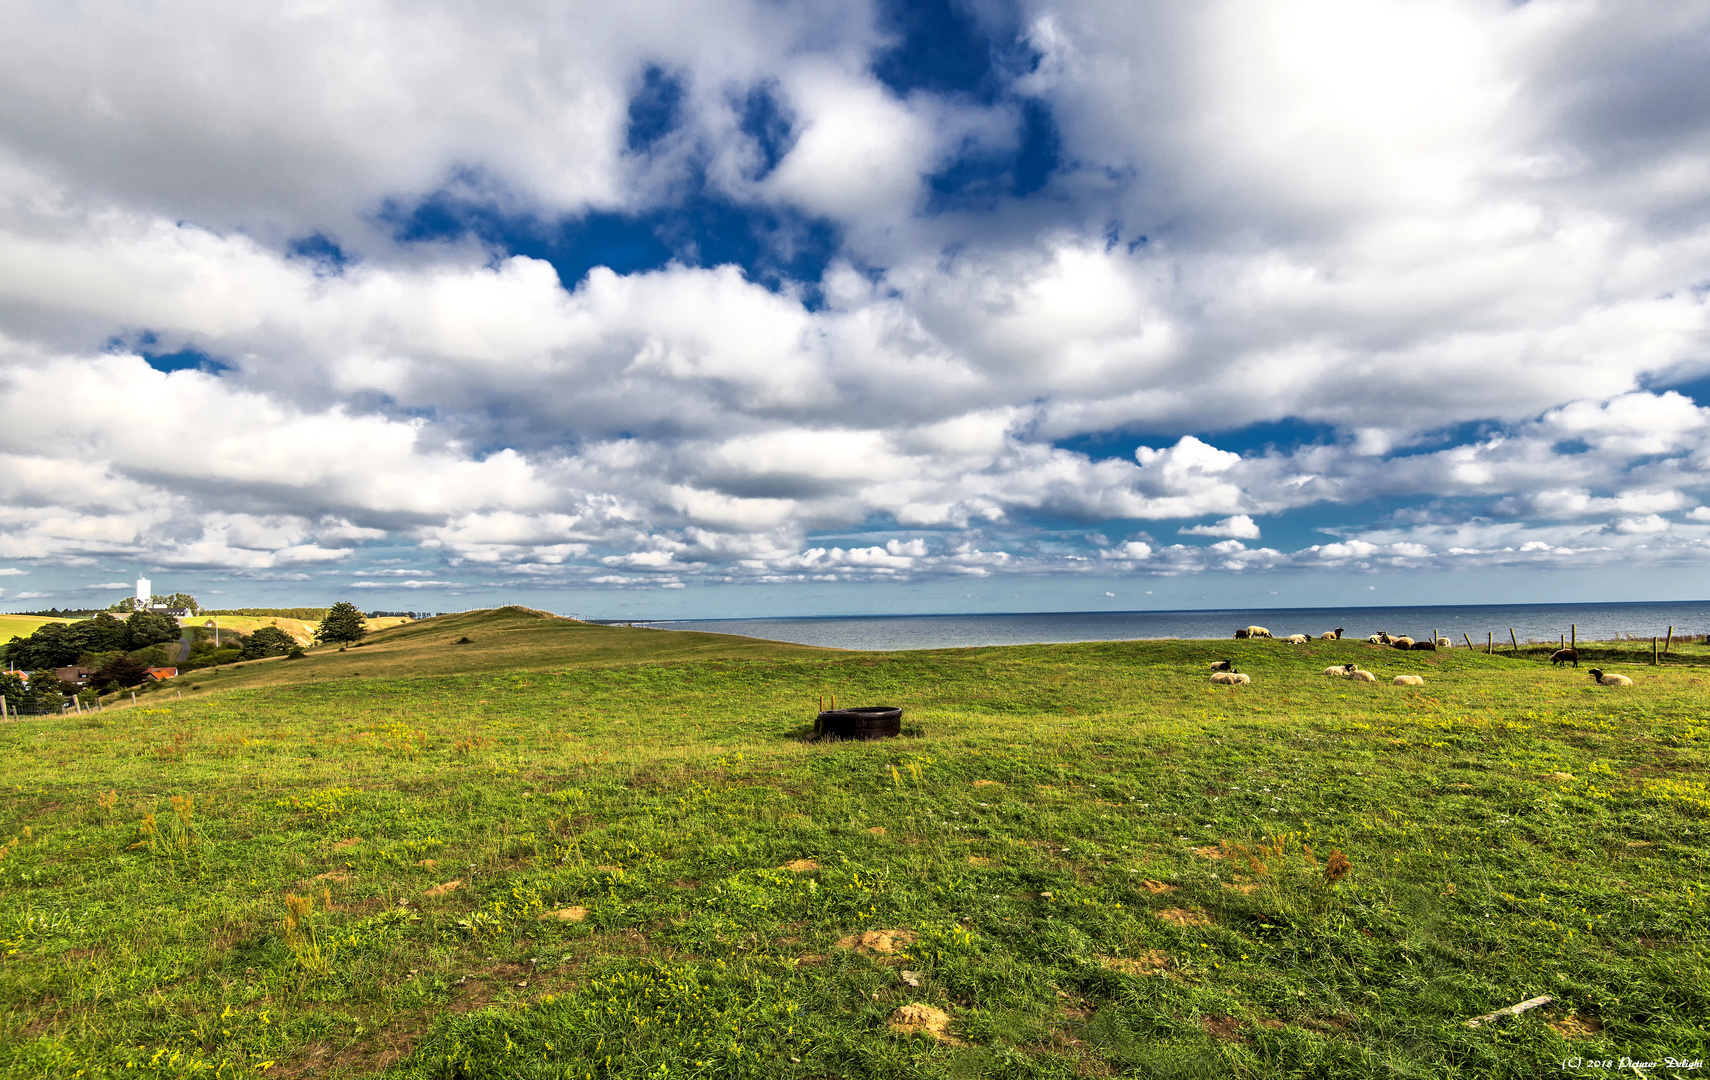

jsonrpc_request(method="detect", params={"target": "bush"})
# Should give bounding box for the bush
[241,627,297,659]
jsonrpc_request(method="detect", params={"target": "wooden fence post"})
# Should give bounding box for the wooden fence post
[1464,633,1474,650]
[1571,625,1576,650]
[1510,629,1519,655]
[1487,632,1493,654]
[1654,637,1660,666]
[1666,626,1673,655]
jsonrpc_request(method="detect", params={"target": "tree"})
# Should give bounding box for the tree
[125,610,180,650]
[315,602,367,646]
[92,654,150,689]
[242,626,297,659]
[0,672,25,712]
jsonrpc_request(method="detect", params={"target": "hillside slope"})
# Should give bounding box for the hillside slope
[181,605,836,693]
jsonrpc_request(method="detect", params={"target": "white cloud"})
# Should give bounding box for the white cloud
[1180,515,1262,540]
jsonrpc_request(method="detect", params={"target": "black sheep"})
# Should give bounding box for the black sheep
[1550,648,1579,668]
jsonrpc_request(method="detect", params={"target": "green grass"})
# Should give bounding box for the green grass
[1,611,1706,1078]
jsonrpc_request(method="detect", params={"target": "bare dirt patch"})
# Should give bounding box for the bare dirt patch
[423,880,464,899]
[967,856,993,867]
[1221,881,1261,894]
[835,929,916,955]
[332,837,362,850]
[1201,1015,1245,1043]
[1191,845,1225,861]
[887,1003,964,1044]
[1549,1013,1602,1039]
[866,826,886,835]
[1155,908,1210,928]
[1139,879,1174,894]
[540,906,589,922]
[415,859,438,868]
[973,780,1000,787]
[779,858,820,872]
[1097,950,1172,975]
[313,871,350,883]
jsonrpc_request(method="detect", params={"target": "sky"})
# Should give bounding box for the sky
[1,0,1709,620]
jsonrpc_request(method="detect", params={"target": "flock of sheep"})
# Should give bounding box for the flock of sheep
[1206,625,1635,687]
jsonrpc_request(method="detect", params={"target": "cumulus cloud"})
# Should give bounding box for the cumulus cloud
[1180,515,1262,540]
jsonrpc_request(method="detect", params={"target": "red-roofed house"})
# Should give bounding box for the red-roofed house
[145,667,178,681]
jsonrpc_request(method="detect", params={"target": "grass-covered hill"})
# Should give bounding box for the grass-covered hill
[0,611,1704,1078]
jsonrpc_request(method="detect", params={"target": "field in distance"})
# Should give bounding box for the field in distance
[0,608,1704,1078]
[0,613,71,640]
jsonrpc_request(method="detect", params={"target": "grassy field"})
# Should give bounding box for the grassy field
[1,614,412,652]
[1,609,1706,1078]
[0,614,71,642]
[186,616,413,648]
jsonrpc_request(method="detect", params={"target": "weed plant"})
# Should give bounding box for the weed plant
[0,611,1705,1077]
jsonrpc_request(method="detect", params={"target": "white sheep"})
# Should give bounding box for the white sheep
[1390,635,1416,649]
[1366,634,1385,645]
[1284,634,1309,644]
[1323,663,1357,678]
[1211,671,1251,685]
[1435,637,1451,647]
[1209,659,1234,671]
[1587,669,1633,687]
[1393,675,1425,686]
[1348,669,1377,682]
[1244,625,1272,639]
[1321,628,1344,640]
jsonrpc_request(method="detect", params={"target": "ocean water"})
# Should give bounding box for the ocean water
[646,601,1710,652]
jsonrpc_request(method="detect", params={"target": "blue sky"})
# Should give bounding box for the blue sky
[2,0,1710,618]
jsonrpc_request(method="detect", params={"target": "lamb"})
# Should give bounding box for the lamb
[1390,636,1416,649]
[1321,628,1344,640]
[1323,663,1358,678]
[1211,671,1251,685]
[1587,669,1633,687]
[1284,634,1309,644]
[1550,648,1579,668]
[1435,637,1451,647]
[1393,675,1425,686]
[1409,639,1436,651]
[1209,659,1233,672]
[1348,669,1378,682]
[1233,628,1250,639]
[1366,634,1385,645]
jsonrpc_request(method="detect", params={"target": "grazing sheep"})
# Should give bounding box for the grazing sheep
[1209,659,1233,672]
[1211,671,1251,685]
[1550,648,1579,668]
[1233,628,1250,639]
[1587,669,1633,687]
[1409,639,1437,651]
[1244,626,1273,639]
[1435,637,1451,647]
[1393,675,1425,686]
[1391,636,1416,649]
[1284,634,1309,644]
[1321,628,1345,640]
[1323,663,1358,678]
[1348,669,1378,682]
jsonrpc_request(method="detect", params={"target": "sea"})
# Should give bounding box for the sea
[644,601,1710,652]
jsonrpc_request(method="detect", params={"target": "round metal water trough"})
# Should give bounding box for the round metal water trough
[813,706,902,741]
